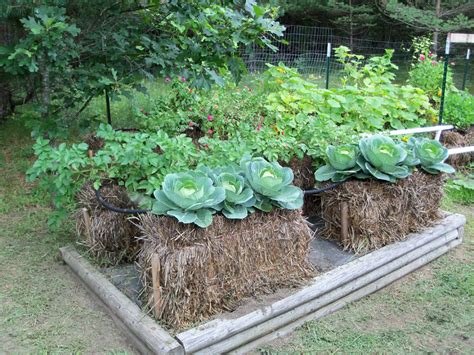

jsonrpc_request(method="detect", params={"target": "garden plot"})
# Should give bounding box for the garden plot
[60,212,465,355]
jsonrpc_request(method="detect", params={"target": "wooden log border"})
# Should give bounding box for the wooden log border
[61,213,465,355]
[177,213,465,353]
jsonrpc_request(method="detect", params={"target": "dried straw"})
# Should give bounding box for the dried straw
[442,130,473,169]
[281,155,321,216]
[75,182,139,265]
[137,209,315,330]
[321,171,444,253]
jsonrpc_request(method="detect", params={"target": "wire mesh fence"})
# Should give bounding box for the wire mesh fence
[240,25,473,92]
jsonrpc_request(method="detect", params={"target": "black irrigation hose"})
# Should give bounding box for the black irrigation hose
[94,188,149,214]
[303,181,345,195]
[95,181,345,214]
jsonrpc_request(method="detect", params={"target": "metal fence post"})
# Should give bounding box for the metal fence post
[438,38,450,125]
[325,42,331,89]
[105,89,112,125]
[462,48,470,91]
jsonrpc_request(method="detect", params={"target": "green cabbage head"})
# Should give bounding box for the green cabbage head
[315,144,365,182]
[241,156,303,211]
[358,135,410,182]
[215,171,255,219]
[152,171,225,227]
[410,137,455,174]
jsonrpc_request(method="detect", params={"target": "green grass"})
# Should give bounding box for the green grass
[0,119,135,353]
[1,118,472,353]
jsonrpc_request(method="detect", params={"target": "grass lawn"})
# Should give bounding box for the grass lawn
[0,119,472,353]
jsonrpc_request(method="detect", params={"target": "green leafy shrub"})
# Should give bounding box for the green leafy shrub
[446,173,474,205]
[27,124,200,226]
[264,49,435,137]
[408,55,453,101]
[443,91,474,130]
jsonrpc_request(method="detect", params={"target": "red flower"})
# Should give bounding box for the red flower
[419,54,426,61]
[180,76,187,82]
[257,124,262,131]
[208,129,214,135]
[428,52,433,57]
[281,130,285,135]
[207,114,213,121]
[188,121,194,127]
[431,60,437,66]
[165,77,171,83]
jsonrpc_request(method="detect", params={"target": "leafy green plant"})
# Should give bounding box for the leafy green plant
[151,171,225,228]
[410,137,455,174]
[315,135,455,183]
[315,144,365,182]
[214,170,256,219]
[241,156,303,212]
[27,124,200,226]
[446,173,474,205]
[408,52,454,102]
[443,91,474,130]
[358,135,411,182]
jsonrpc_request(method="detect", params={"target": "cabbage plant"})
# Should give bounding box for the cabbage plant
[241,156,303,211]
[151,171,225,227]
[315,144,366,182]
[215,172,255,219]
[358,135,411,182]
[410,138,455,174]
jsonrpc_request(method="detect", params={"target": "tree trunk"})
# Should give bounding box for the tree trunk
[39,56,51,118]
[349,0,353,50]
[433,0,441,54]
[0,82,13,121]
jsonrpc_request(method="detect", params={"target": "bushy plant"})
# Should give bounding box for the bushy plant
[264,50,435,137]
[408,53,454,101]
[443,91,474,129]
[27,124,200,226]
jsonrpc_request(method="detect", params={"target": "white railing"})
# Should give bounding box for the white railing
[387,124,473,156]
[389,125,453,141]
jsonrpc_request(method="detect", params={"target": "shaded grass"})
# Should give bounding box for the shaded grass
[0,119,135,353]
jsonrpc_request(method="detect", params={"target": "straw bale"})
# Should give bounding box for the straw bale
[75,182,139,265]
[442,130,473,168]
[137,209,315,330]
[321,171,444,253]
[281,155,321,216]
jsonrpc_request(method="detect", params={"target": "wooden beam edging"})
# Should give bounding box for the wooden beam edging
[197,229,462,354]
[228,236,462,355]
[60,246,184,355]
[177,213,465,353]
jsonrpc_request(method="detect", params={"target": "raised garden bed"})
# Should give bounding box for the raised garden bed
[60,212,465,354]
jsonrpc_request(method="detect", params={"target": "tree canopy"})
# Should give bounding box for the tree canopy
[0,0,283,119]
